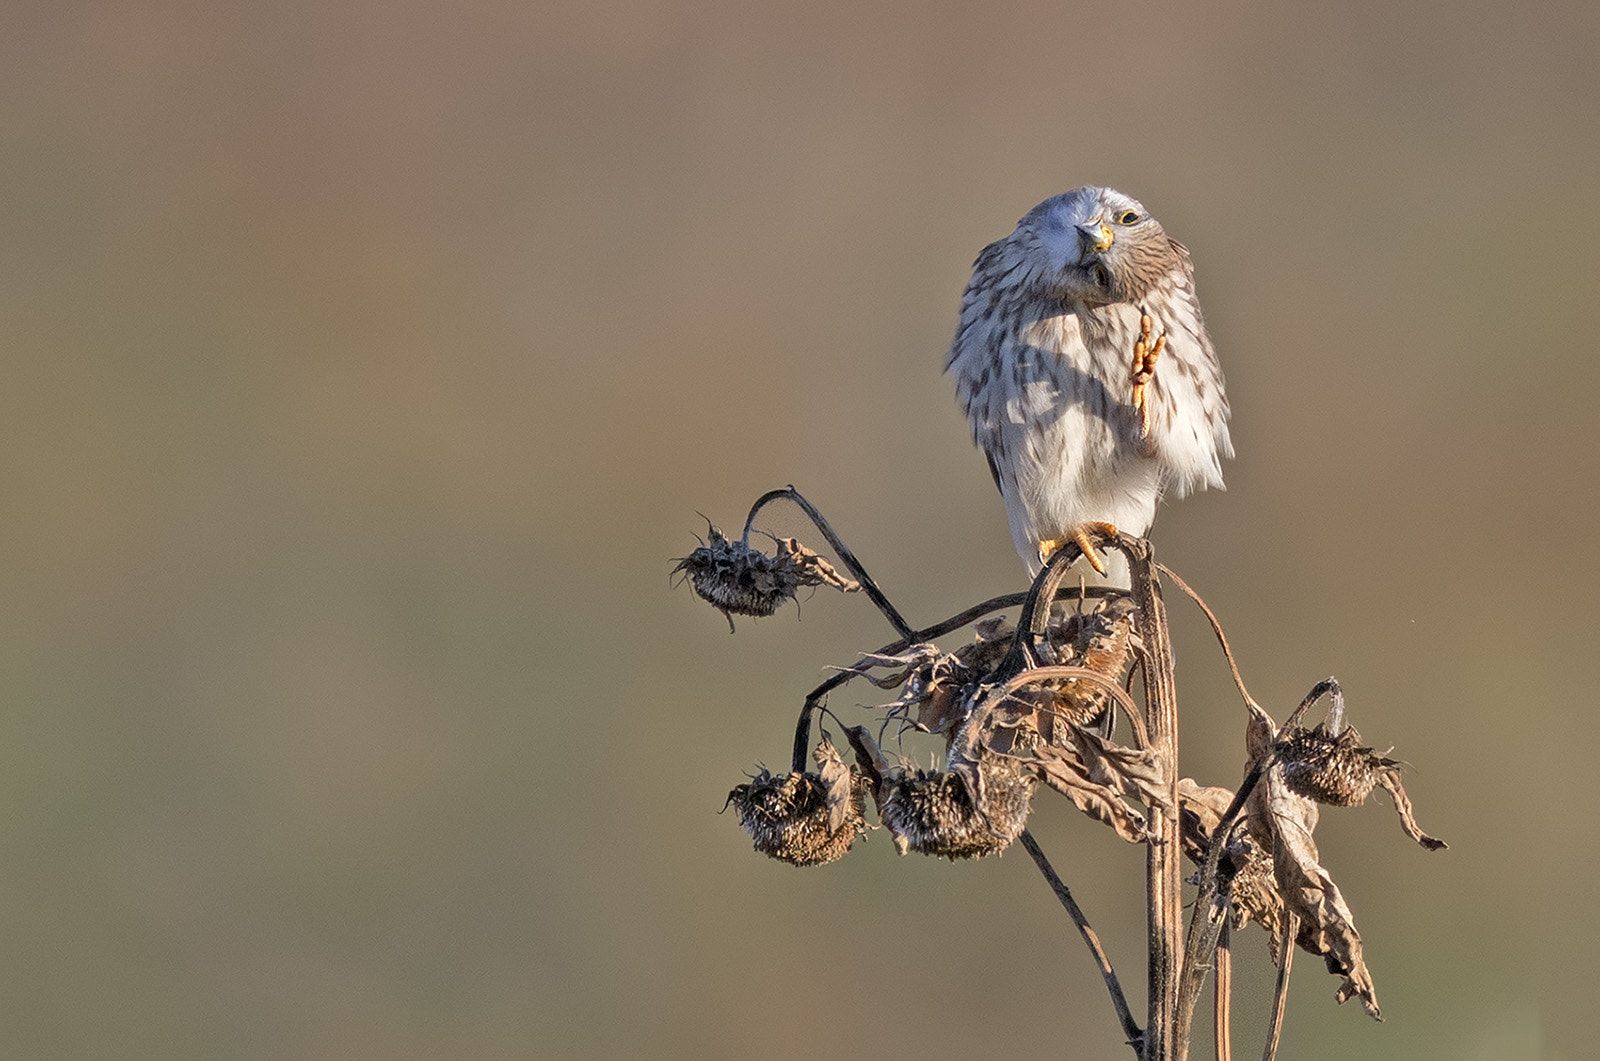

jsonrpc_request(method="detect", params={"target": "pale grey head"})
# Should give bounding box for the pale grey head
[1011,186,1183,308]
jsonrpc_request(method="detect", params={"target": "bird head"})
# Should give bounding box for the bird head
[1020,187,1171,307]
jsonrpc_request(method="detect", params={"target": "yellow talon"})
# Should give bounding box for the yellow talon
[1038,521,1119,576]
[1038,537,1063,565]
[1131,312,1166,441]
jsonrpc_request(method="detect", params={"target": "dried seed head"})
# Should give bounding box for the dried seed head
[881,623,1010,738]
[727,768,868,867]
[880,755,1034,860]
[1277,724,1392,807]
[1046,595,1138,675]
[673,525,859,627]
[1034,595,1138,736]
[875,600,1136,743]
[1025,685,1109,735]
[673,526,797,620]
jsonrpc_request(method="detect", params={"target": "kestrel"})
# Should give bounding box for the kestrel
[946,187,1233,584]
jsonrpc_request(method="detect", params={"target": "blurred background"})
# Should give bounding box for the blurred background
[1,0,1595,1057]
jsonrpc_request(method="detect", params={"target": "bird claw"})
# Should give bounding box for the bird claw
[1038,521,1120,575]
[1131,311,1166,442]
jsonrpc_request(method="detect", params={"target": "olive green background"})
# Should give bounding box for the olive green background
[3,1,1595,1057]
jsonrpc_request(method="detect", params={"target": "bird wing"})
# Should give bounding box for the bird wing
[985,451,1004,496]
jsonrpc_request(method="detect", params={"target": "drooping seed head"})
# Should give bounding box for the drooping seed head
[879,754,1034,860]
[1277,724,1394,807]
[726,767,870,867]
[674,525,859,629]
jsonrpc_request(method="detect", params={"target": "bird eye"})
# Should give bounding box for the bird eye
[1091,264,1110,289]
[1117,210,1141,225]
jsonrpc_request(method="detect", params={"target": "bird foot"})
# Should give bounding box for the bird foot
[1130,311,1166,443]
[1038,521,1120,575]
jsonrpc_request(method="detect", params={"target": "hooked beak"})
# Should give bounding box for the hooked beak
[1077,217,1114,256]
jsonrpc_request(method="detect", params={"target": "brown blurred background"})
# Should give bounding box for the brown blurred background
[0,0,1595,1057]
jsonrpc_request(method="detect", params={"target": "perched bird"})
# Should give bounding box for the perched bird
[946,187,1233,584]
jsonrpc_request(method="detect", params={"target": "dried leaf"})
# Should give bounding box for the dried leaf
[914,681,970,737]
[1030,742,1150,843]
[774,536,861,594]
[1066,595,1139,673]
[869,643,970,734]
[1178,779,1287,956]
[815,738,854,834]
[1076,727,1171,810]
[1250,760,1382,1020]
[868,627,1012,740]
[1226,832,1286,952]
[842,724,892,816]
[1376,770,1448,851]
[1245,699,1277,761]
[1177,779,1235,864]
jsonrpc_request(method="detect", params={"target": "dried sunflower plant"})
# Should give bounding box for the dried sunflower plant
[676,487,1446,1061]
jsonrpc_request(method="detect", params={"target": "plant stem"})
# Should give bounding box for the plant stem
[1021,830,1144,1054]
[1215,922,1233,1061]
[1175,760,1269,1046]
[1125,539,1183,1061]
[740,486,916,642]
[1262,913,1296,1061]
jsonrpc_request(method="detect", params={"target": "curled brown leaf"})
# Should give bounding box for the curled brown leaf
[1376,769,1448,851]
[1250,756,1382,1019]
[1031,742,1150,843]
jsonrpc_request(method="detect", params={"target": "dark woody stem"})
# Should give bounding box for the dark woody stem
[740,486,915,643]
[1121,538,1183,1061]
[1283,677,1344,735]
[991,535,1093,683]
[1262,913,1296,1061]
[1174,755,1271,1041]
[1021,829,1144,1056]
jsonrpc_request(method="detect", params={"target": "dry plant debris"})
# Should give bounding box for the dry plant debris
[684,488,1447,1060]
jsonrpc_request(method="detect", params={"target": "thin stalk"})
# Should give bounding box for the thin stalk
[740,486,915,642]
[1261,913,1296,1061]
[1215,921,1233,1061]
[1021,829,1144,1055]
[1155,563,1262,714]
